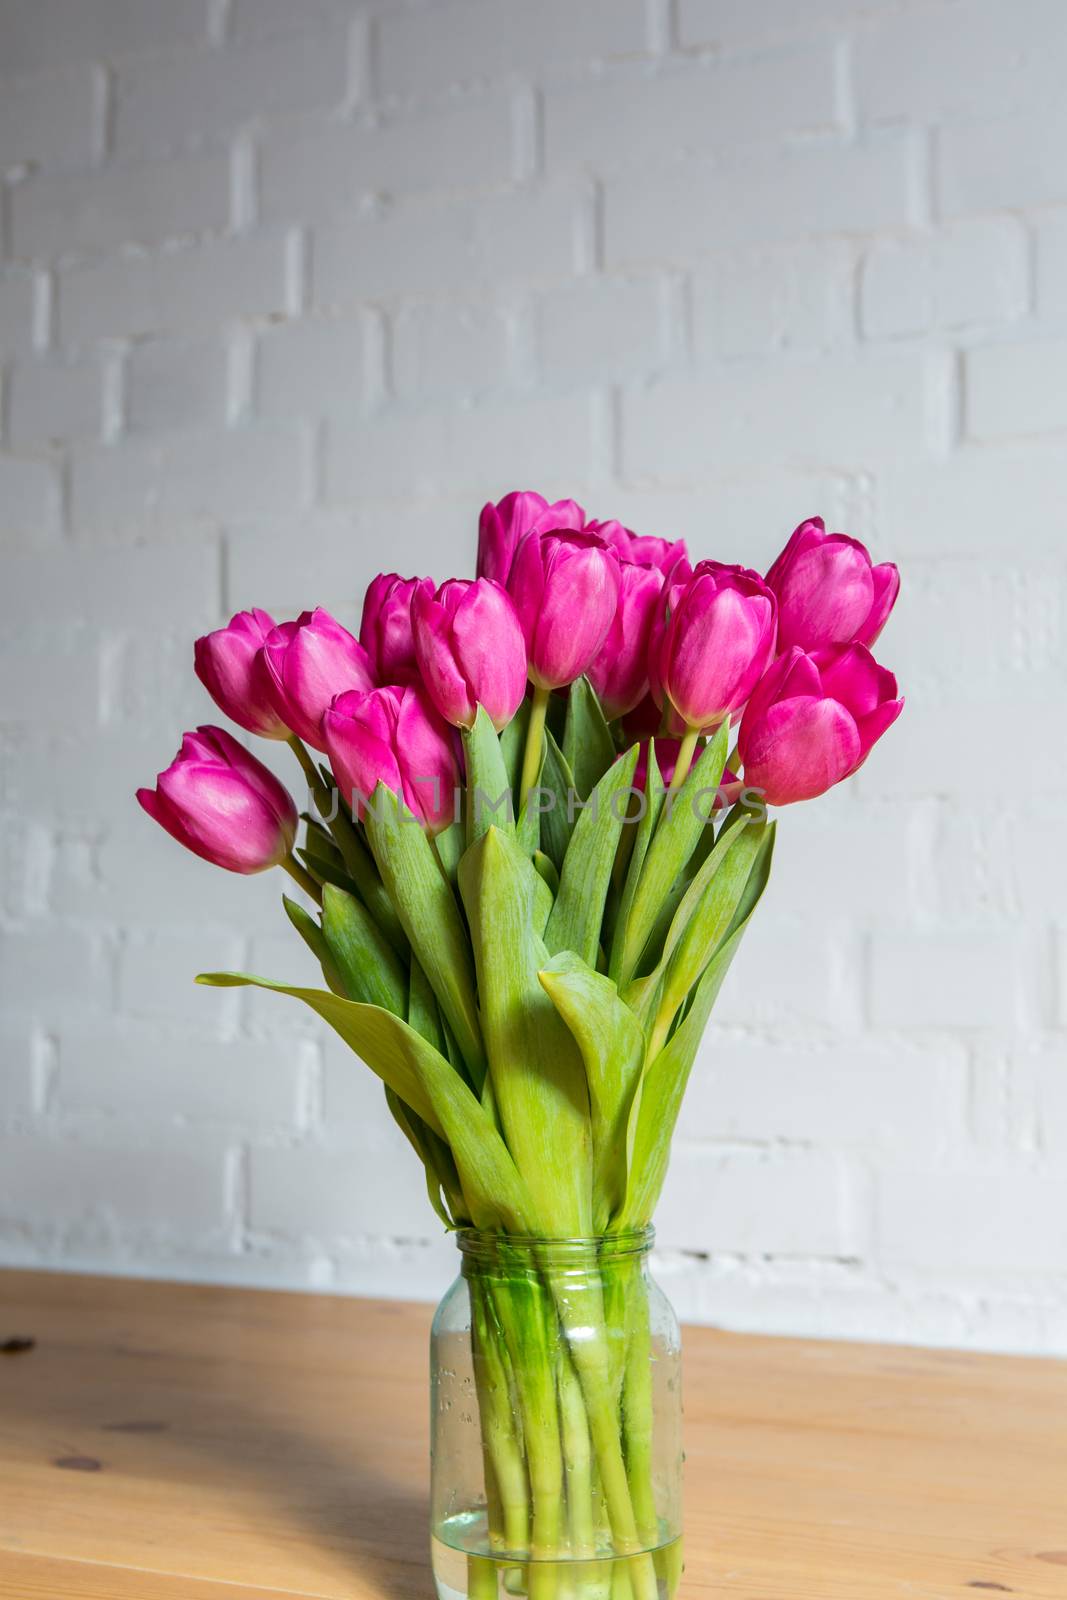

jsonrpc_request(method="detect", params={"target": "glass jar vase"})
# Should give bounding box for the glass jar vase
[430,1229,682,1600]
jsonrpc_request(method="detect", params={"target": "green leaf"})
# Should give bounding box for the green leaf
[364,786,486,1089]
[538,729,575,871]
[563,676,616,799]
[648,817,766,1039]
[499,695,530,798]
[195,973,531,1232]
[532,849,560,899]
[407,955,444,1052]
[463,706,514,848]
[296,847,356,895]
[282,895,345,996]
[607,740,663,980]
[320,883,407,1014]
[458,827,593,1236]
[384,1085,466,1229]
[433,819,465,886]
[544,745,639,969]
[538,951,646,1232]
[610,722,730,986]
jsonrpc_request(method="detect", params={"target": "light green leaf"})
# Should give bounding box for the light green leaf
[195,972,531,1232]
[459,827,593,1236]
[463,705,514,848]
[563,676,616,799]
[544,745,639,969]
[282,895,345,996]
[407,955,444,1052]
[538,951,646,1232]
[499,695,530,798]
[607,739,663,980]
[384,1085,466,1229]
[321,883,407,1014]
[364,786,486,1089]
[538,729,575,870]
[610,722,730,986]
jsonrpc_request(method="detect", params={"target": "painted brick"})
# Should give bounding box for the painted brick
[607,132,918,267]
[853,0,1066,123]
[126,336,229,433]
[966,340,1067,441]
[56,1027,304,1126]
[677,0,852,49]
[0,455,63,541]
[113,30,349,157]
[377,0,650,97]
[0,1134,228,1237]
[534,277,669,382]
[0,272,38,358]
[868,929,1024,1030]
[939,108,1067,216]
[621,350,938,481]
[323,390,597,502]
[255,316,368,419]
[261,100,514,222]
[545,46,838,175]
[7,357,101,447]
[11,151,230,260]
[392,301,514,399]
[249,1143,438,1240]
[862,219,1028,339]
[691,240,856,359]
[313,183,587,308]
[0,63,100,170]
[0,0,209,79]
[58,235,290,344]
[875,1168,1067,1274]
[657,1147,850,1258]
[70,425,309,533]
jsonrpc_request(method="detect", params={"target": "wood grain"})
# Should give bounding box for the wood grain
[0,1269,1064,1599]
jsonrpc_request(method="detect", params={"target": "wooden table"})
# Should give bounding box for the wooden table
[0,1269,1064,1599]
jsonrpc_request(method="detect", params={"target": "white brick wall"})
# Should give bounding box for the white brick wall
[0,0,1064,1355]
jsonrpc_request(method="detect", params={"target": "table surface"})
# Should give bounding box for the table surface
[0,1269,1065,1599]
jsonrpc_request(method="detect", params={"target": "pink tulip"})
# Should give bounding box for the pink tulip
[262,608,375,751]
[586,519,689,577]
[587,560,664,720]
[766,517,900,653]
[477,491,586,585]
[653,561,777,733]
[359,573,435,684]
[412,578,527,731]
[322,685,461,835]
[194,608,288,740]
[137,726,297,873]
[507,529,622,691]
[738,642,903,806]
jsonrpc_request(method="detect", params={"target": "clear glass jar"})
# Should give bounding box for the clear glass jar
[430,1229,682,1600]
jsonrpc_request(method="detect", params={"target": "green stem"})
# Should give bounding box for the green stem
[664,727,699,803]
[280,852,322,905]
[519,685,550,813]
[558,1353,595,1557]
[622,1277,658,1550]
[287,736,406,954]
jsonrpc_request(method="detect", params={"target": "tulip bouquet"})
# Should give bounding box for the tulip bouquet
[139,496,902,1600]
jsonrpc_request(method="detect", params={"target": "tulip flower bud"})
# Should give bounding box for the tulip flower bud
[586,519,689,577]
[477,491,586,586]
[766,517,900,653]
[587,560,664,720]
[359,573,435,684]
[507,529,622,692]
[412,578,527,732]
[322,685,462,835]
[137,726,297,873]
[262,608,376,751]
[194,608,288,739]
[738,642,903,806]
[653,561,777,733]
